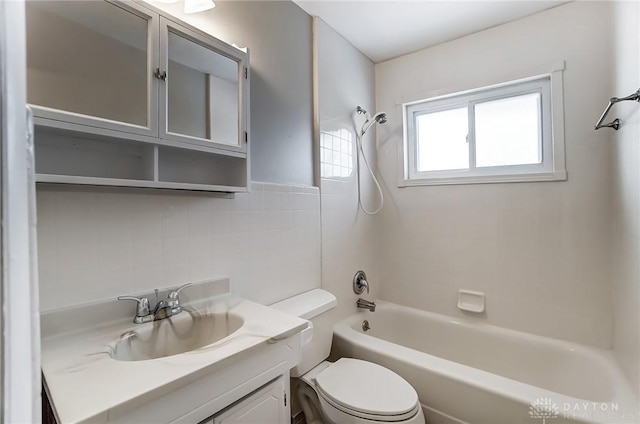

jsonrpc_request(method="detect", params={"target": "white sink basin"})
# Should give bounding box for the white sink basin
[40,278,308,424]
[109,311,244,361]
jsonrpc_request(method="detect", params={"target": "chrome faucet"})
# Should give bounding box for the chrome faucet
[354,271,375,311]
[118,283,192,324]
[152,298,171,320]
[357,298,376,312]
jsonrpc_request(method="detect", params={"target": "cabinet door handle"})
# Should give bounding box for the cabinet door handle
[154,68,167,81]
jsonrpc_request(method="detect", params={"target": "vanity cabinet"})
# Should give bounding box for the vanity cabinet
[26,0,249,192]
[208,376,288,424]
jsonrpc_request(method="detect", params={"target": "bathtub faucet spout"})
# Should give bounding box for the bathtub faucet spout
[357,298,376,312]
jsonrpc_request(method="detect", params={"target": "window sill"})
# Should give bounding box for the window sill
[400,170,567,187]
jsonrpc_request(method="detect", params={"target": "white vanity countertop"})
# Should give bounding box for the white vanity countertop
[41,283,308,424]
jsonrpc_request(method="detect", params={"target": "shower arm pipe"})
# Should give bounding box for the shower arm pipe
[594,88,640,131]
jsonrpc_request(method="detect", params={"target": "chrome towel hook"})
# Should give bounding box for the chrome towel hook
[594,88,640,130]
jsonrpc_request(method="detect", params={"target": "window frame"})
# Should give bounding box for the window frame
[401,71,567,186]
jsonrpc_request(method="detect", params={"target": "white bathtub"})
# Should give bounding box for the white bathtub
[332,301,639,424]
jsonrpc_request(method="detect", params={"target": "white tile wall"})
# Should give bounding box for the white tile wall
[316,18,378,324]
[374,2,614,348]
[321,175,379,318]
[37,182,321,311]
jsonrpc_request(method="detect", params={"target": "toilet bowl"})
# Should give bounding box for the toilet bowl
[298,358,425,424]
[271,289,425,424]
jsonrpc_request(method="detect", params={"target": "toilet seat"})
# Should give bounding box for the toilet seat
[314,358,420,422]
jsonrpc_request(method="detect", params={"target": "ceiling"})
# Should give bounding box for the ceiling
[293,1,568,63]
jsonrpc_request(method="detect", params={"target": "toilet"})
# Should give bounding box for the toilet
[272,289,425,424]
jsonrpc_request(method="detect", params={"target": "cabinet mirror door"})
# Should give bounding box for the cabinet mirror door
[160,18,247,153]
[25,0,158,136]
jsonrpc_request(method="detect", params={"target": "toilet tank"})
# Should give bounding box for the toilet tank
[271,289,337,377]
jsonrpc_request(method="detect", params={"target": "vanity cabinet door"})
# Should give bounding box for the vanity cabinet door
[211,376,288,424]
[25,0,159,137]
[159,17,248,155]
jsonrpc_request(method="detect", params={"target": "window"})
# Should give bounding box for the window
[320,128,353,179]
[403,74,566,185]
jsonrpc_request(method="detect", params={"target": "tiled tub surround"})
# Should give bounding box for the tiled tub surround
[374,2,614,348]
[41,278,307,423]
[315,16,379,325]
[37,182,321,310]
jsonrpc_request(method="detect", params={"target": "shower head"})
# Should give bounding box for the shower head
[373,112,388,124]
[361,111,388,135]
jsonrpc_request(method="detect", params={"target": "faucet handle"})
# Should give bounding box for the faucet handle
[118,296,150,318]
[167,282,192,313]
[353,271,370,294]
[168,282,192,299]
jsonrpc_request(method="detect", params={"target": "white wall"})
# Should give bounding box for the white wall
[610,1,640,396]
[375,2,614,348]
[37,182,320,310]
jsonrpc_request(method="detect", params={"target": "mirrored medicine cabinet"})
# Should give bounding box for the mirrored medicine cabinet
[26,0,249,192]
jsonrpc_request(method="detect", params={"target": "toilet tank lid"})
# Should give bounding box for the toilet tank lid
[270,289,337,319]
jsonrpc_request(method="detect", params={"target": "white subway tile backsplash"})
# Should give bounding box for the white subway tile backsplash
[211,211,232,235]
[132,239,162,268]
[231,212,250,233]
[161,210,189,240]
[264,191,279,211]
[94,241,134,274]
[187,210,211,238]
[131,212,162,241]
[279,191,293,211]
[161,237,191,268]
[231,192,249,211]
[188,236,211,260]
[264,211,280,231]
[249,189,265,211]
[37,182,321,310]
[161,261,191,288]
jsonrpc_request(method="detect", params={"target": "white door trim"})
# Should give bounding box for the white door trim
[1,1,41,422]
